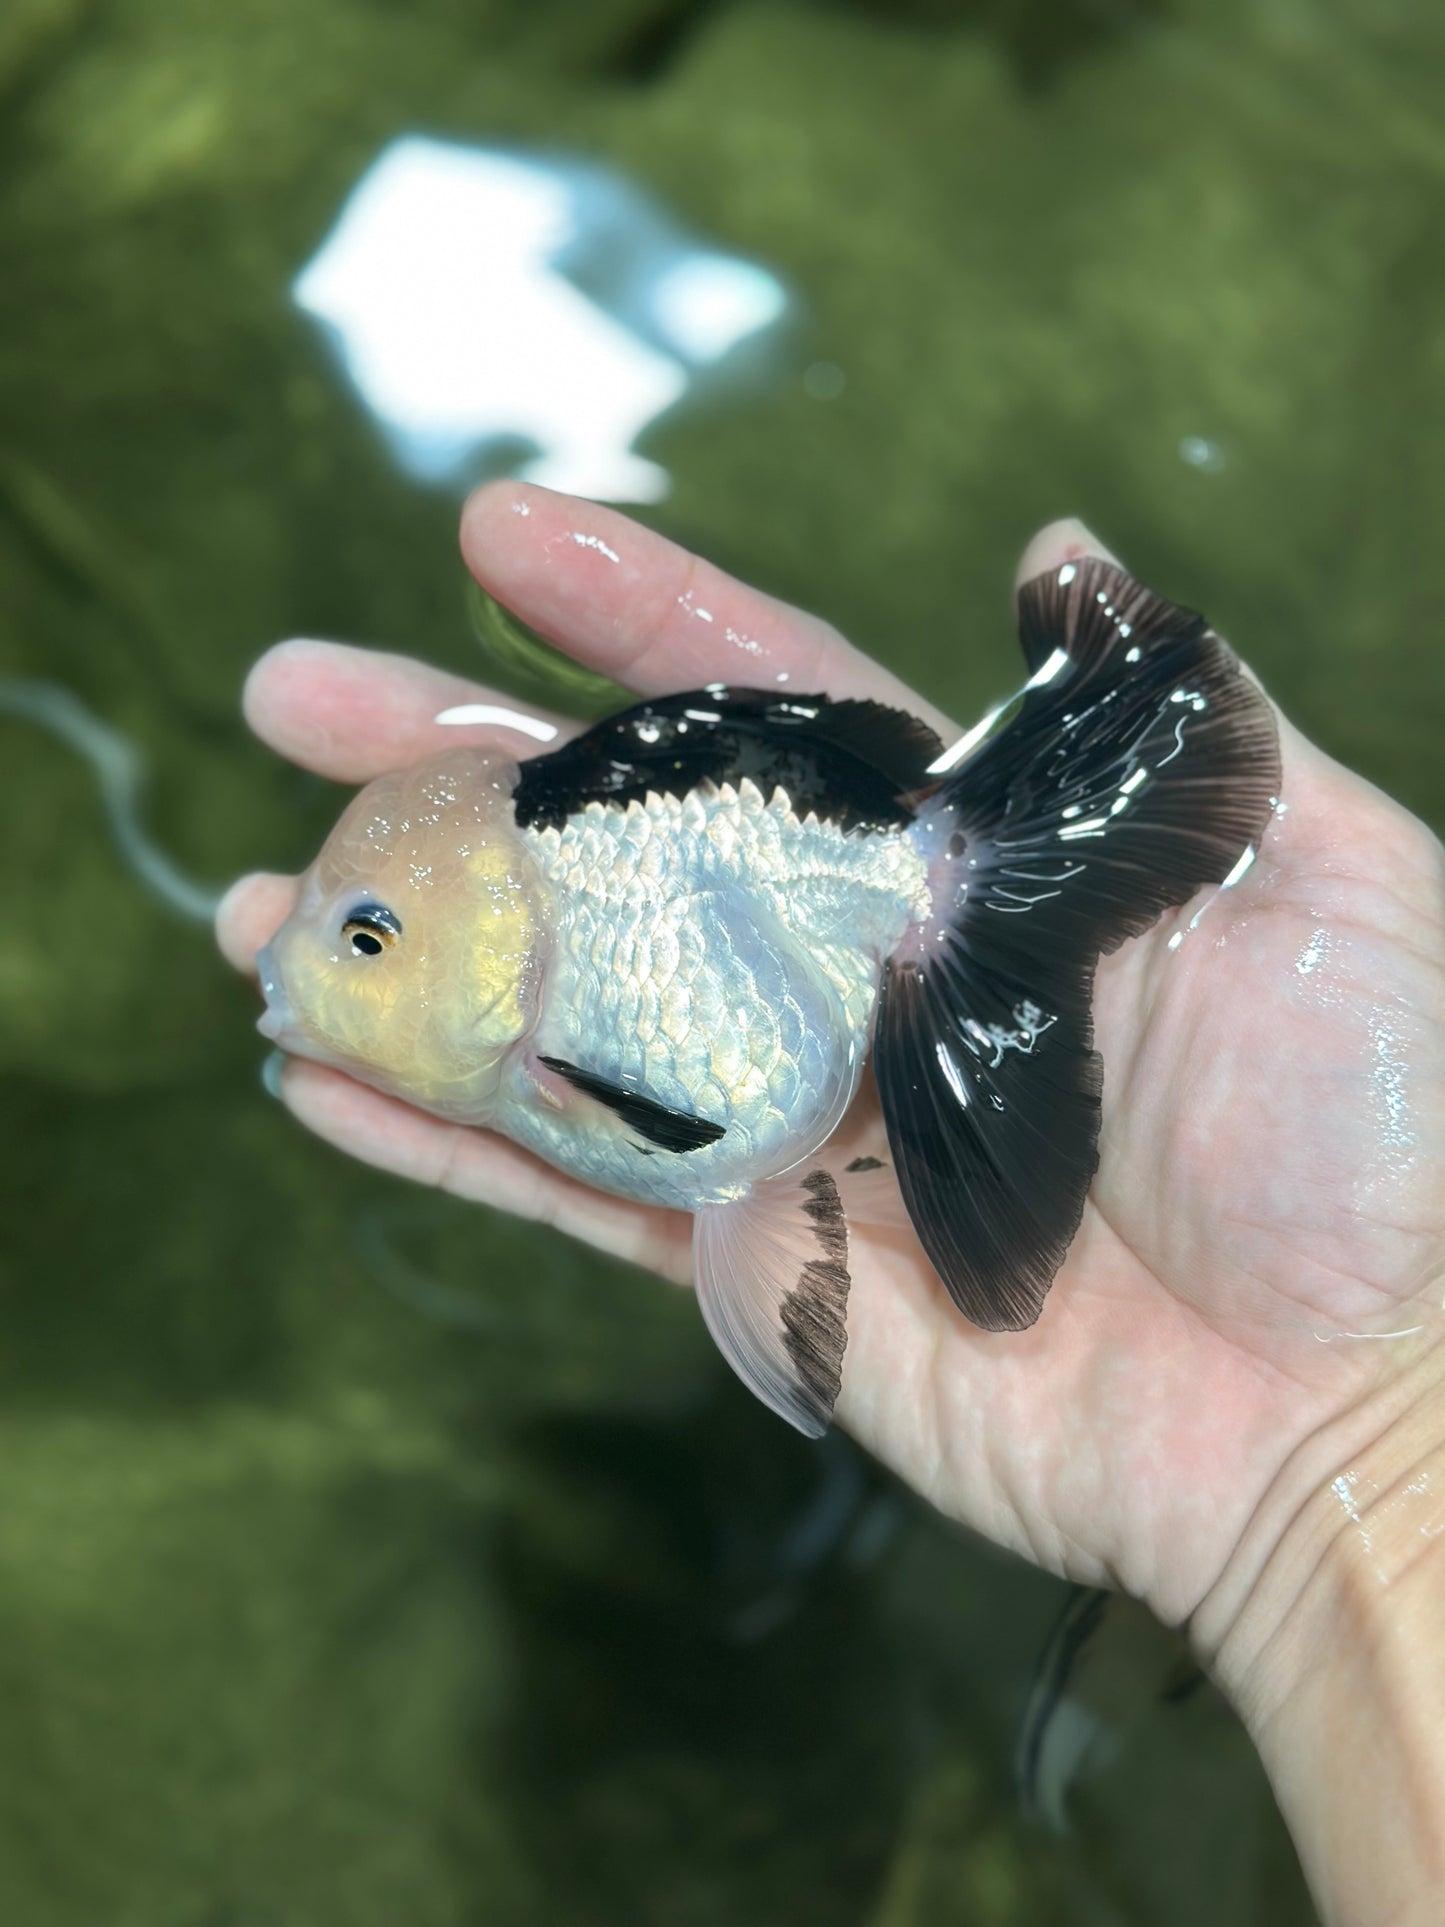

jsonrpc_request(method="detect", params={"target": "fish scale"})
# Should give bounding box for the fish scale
[506,780,929,1208]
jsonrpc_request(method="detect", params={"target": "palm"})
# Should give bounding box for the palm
[841,757,1443,1620]
[221,488,1445,1627]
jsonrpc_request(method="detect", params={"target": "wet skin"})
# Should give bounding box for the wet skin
[218,481,1445,1634]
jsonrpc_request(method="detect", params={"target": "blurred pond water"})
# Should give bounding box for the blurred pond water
[2,0,1441,1920]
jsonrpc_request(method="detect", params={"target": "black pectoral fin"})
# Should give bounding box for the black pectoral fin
[539,1056,725,1154]
[879,557,1281,1331]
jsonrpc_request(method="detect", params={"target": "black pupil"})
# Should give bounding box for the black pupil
[351,929,384,956]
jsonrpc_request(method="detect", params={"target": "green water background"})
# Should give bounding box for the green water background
[2,0,1442,1919]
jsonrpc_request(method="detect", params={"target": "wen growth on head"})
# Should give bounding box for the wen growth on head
[257,559,1280,1434]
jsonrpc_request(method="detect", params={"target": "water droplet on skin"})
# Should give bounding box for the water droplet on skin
[723,625,763,658]
[1331,1471,1363,1523]
[571,530,620,562]
[1371,1018,1416,1164]
[676,588,715,625]
[1296,928,1329,976]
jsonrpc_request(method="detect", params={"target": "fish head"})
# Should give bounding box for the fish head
[256,748,547,1121]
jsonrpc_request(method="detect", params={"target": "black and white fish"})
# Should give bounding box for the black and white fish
[256,558,1280,1433]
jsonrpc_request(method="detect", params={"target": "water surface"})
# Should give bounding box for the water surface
[2,0,1441,1919]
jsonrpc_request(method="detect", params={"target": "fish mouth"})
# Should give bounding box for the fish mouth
[255,941,299,1046]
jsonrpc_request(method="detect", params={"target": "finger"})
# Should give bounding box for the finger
[275,1057,695,1283]
[460,481,954,732]
[216,871,296,974]
[243,638,571,783]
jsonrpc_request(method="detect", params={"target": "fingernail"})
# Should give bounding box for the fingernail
[1056,517,1100,555]
[261,1050,288,1100]
[1058,517,1123,567]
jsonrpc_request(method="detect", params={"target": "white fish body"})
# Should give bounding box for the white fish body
[512,780,929,1209]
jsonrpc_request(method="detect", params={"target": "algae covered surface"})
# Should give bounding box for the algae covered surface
[1,0,1441,1919]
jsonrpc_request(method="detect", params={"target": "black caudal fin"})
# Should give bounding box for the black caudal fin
[694,1167,852,1436]
[876,557,1281,1332]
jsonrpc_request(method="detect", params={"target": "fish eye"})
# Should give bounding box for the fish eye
[341,902,402,957]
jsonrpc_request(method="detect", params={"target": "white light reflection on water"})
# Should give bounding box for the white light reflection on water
[293,138,788,503]
[1179,435,1225,472]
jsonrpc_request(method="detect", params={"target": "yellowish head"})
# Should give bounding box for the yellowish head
[257,749,548,1121]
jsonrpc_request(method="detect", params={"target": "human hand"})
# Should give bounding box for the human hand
[218,485,1445,1654]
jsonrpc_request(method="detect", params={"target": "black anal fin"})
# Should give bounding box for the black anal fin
[540,1056,726,1154]
[877,557,1281,1332]
[694,1168,852,1436]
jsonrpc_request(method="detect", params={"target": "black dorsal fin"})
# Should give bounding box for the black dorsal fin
[539,1055,726,1154]
[514,687,944,833]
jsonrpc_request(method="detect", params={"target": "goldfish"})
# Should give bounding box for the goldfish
[256,557,1279,1434]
